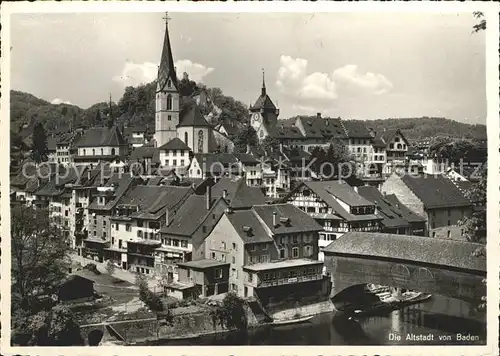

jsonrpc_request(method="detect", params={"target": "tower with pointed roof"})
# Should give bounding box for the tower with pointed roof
[154,13,180,148]
[249,69,280,141]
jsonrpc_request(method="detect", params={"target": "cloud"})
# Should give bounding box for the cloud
[332,64,393,95]
[276,55,337,101]
[113,60,214,87]
[174,59,214,83]
[51,98,72,105]
[276,56,393,106]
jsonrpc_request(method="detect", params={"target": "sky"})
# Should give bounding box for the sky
[11,12,486,124]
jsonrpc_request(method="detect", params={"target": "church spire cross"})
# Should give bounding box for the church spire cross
[261,68,266,96]
[163,12,171,25]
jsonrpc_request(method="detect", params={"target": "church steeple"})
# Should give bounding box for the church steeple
[157,12,178,92]
[261,68,266,97]
[107,93,113,128]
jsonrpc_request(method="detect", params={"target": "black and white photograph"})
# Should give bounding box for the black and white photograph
[1,2,498,354]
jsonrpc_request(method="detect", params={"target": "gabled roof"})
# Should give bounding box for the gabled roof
[47,137,57,151]
[218,121,239,136]
[211,177,267,209]
[129,146,160,163]
[342,121,373,139]
[293,116,348,140]
[192,153,240,173]
[357,186,424,228]
[159,137,191,151]
[383,194,427,223]
[323,232,486,273]
[286,181,380,222]
[269,125,305,140]
[76,126,127,148]
[226,210,274,244]
[157,21,178,92]
[380,129,409,146]
[252,203,323,235]
[160,195,226,236]
[87,175,136,211]
[116,185,193,220]
[251,94,277,111]
[401,174,472,209]
[178,106,211,127]
[234,153,260,165]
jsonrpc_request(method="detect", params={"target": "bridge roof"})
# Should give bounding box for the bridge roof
[323,232,486,273]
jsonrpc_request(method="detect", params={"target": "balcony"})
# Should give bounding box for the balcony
[258,274,322,288]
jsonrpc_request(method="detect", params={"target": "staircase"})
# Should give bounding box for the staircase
[246,297,273,324]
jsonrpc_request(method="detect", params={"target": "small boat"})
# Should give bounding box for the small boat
[272,315,314,326]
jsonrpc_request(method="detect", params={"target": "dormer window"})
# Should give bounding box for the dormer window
[167,79,172,88]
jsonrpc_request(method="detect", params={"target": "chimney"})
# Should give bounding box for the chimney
[165,209,170,226]
[374,201,378,215]
[246,144,251,154]
[273,211,277,227]
[353,186,358,193]
[206,184,212,210]
[222,189,227,199]
[37,177,41,187]
[87,168,91,181]
[317,113,321,119]
[279,143,283,153]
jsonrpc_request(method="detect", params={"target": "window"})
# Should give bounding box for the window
[184,132,188,144]
[232,243,237,251]
[93,231,97,236]
[137,230,143,238]
[180,160,184,166]
[100,148,103,156]
[232,256,236,264]
[111,148,116,156]
[250,245,256,251]
[293,235,298,244]
[202,226,207,233]
[215,268,222,279]
[172,239,179,247]
[248,273,253,282]
[279,249,285,259]
[262,244,268,251]
[173,160,177,166]
[83,149,86,156]
[260,255,269,263]
[211,252,216,259]
[103,220,107,226]
[173,150,177,156]
[447,220,451,226]
[431,222,436,229]
[167,95,173,110]
[304,245,312,257]
[181,240,188,248]
[92,149,95,155]
[448,209,451,217]
[292,247,299,258]
[103,232,107,238]
[126,224,131,232]
[168,115,172,121]
[137,220,143,227]
[432,232,436,238]
[447,230,451,238]
[187,269,191,278]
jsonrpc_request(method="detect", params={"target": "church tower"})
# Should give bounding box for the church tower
[249,69,279,141]
[154,13,180,148]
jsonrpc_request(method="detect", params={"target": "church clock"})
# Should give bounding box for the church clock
[252,113,261,124]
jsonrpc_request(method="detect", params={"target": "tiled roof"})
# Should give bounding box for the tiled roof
[76,126,127,148]
[129,146,160,163]
[87,175,136,211]
[380,129,409,146]
[218,121,239,136]
[294,116,347,140]
[269,125,305,140]
[288,181,380,222]
[226,210,274,244]
[234,153,260,165]
[178,106,211,127]
[251,94,277,111]
[372,135,387,148]
[158,137,191,151]
[383,194,427,223]
[160,195,225,236]
[47,137,57,151]
[323,232,486,273]
[252,203,323,235]
[342,121,373,139]
[117,185,193,219]
[211,177,267,209]
[401,174,472,209]
[193,153,241,173]
[357,186,419,228]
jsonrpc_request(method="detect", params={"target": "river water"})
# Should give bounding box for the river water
[160,295,486,346]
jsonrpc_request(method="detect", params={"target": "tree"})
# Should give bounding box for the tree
[261,136,281,153]
[233,126,258,153]
[31,122,48,163]
[459,165,487,244]
[136,273,164,313]
[219,292,248,330]
[11,206,79,346]
[17,305,84,346]
[11,206,71,311]
[105,260,116,276]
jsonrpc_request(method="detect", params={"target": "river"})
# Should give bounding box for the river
[158,295,486,346]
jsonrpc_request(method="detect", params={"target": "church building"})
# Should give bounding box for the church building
[154,15,234,157]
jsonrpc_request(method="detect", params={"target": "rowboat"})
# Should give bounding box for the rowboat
[272,316,314,326]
